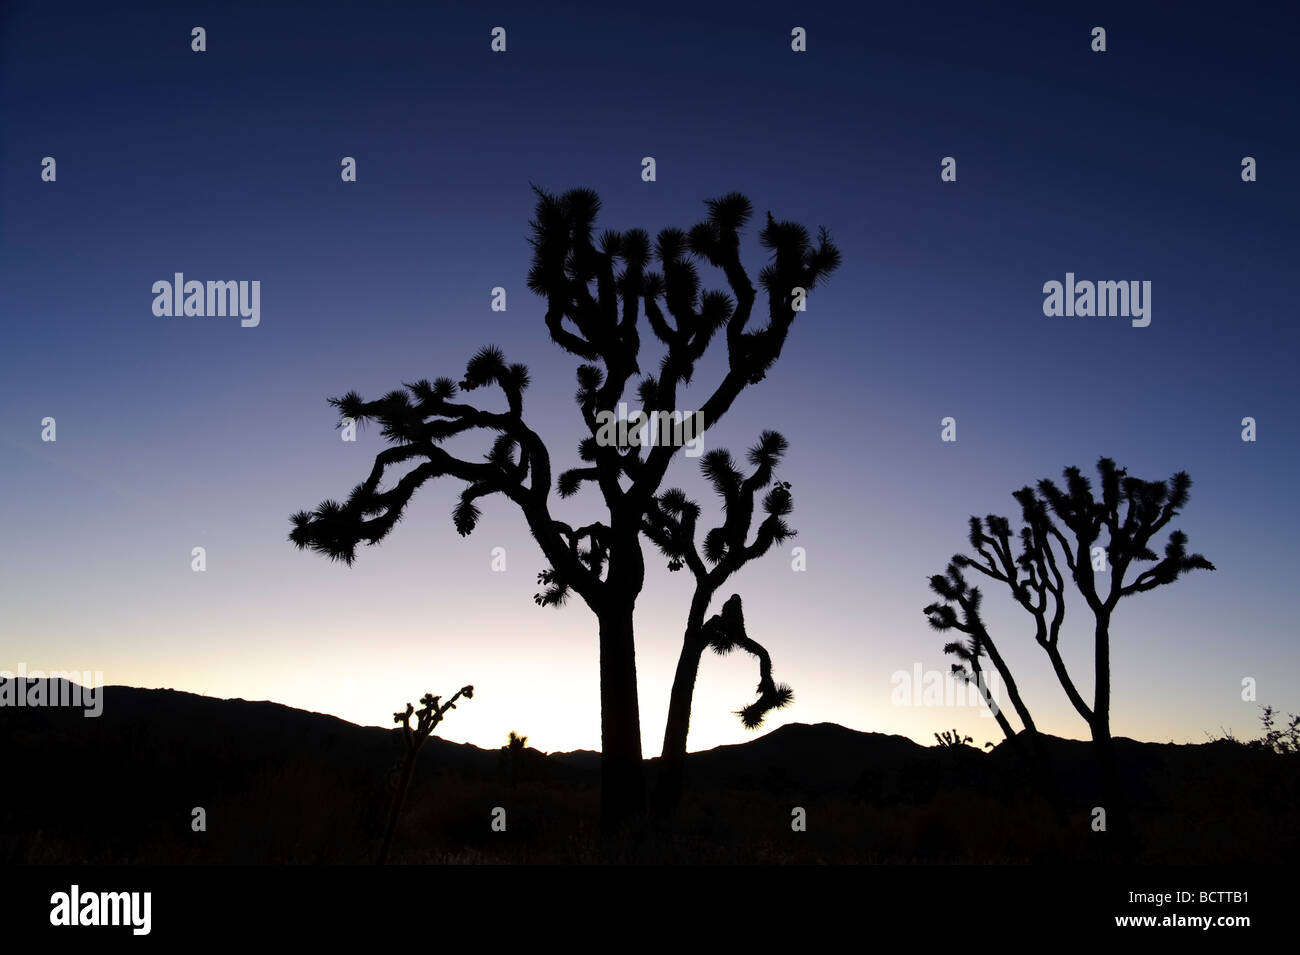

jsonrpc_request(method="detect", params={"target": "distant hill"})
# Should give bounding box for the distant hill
[2,679,1295,864]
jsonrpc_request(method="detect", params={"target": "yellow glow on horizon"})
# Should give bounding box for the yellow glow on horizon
[73,651,1138,756]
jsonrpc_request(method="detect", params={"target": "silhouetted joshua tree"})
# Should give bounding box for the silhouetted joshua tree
[378,684,473,865]
[642,431,795,814]
[924,562,1068,818]
[289,187,839,829]
[929,457,1214,837]
[503,730,529,789]
[925,559,1048,764]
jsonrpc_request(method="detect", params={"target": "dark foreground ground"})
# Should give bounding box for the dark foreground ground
[3,681,1295,864]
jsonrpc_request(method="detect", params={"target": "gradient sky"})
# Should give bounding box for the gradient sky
[2,0,1297,756]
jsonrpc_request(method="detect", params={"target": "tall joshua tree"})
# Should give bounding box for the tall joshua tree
[642,430,796,814]
[289,187,840,828]
[930,458,1214,831]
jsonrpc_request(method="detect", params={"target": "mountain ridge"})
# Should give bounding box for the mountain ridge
[0,676,1175,755]
[4,678,1294,863]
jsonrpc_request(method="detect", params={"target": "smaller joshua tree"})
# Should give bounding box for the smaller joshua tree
[643,430,796,815]
[378,684,473,865]
[925,566,1065,817]
[924,560,1046,762]
[925,458,1214,840]
[504,730,529,789]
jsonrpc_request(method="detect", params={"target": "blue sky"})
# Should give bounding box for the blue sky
[1,0,1297,753]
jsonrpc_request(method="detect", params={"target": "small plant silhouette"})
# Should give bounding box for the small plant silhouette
[934,729,973,748]
[377,684,473,864]
[1251,705,1300,755]
[503,730,530,788]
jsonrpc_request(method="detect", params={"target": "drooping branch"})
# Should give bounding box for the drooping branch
[700,594,793,728]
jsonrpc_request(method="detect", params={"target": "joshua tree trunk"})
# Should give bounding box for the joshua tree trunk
[968,663,1019,749]
[1090,611,1129,848]
[654,590,713,815]
[1091,612,1114,809]
[1091,714,1129,855]
[980,637,1037,739]
[598,602,645,830]
[1093,612,1111,749]
[979,634,1061,804]
[377,755,415,865]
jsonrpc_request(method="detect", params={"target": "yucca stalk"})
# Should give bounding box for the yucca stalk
[377,684,473,864]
